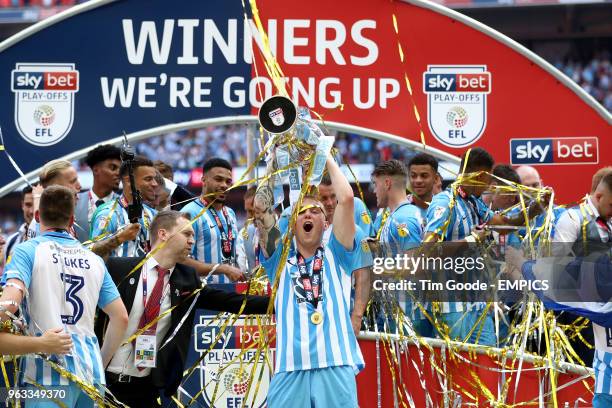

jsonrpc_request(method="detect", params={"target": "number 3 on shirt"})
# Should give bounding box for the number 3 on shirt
[60,273,84,325]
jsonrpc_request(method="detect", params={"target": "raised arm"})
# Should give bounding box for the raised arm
[490,190,551,227]
[327,157,355,249]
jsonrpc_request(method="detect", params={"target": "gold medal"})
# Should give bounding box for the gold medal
[310,311,323,325]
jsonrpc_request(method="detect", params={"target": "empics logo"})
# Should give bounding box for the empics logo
[510,137,599,165]
[423,65,491,148]
[11,63,79,146]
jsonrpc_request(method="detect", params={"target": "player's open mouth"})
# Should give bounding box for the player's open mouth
[303,221,314,232]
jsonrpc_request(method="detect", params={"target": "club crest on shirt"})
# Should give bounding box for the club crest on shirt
[397,223,409,238]
[360,239,371,253]
[361,211,371,225]
[433,206,446,221]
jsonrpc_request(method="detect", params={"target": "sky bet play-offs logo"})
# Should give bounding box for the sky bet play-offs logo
[510,137,599,165]
[11,63,79,146]
[193,315,272,408]
[423,65,491,148]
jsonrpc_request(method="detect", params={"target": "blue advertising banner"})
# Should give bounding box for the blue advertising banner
[0,0,256,193]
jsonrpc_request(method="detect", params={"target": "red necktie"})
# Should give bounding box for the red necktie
[138,265,170,333]
[596,217,611,233]
[135,265,169,371]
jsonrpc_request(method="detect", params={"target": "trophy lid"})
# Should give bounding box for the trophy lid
[258,95,297,134]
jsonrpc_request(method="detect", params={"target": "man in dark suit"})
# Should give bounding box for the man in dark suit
[95,210,270,407]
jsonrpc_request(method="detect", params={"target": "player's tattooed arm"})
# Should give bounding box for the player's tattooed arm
[90,223,140,260]
[253,159,281,258]
[90,235,121,260]
[254,183,281,258]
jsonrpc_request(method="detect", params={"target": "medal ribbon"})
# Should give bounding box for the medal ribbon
[201,199,234,260]
[296,247,324,309]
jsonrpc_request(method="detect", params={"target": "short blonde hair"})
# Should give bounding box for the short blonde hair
[39,159,73,188]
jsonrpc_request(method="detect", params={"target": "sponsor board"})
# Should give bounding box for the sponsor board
[193,315,274,408]
[509,137,599,165]
[423,65,491,148]
[11,63,79,146]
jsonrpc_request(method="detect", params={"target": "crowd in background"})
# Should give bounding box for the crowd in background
[553,51,612,111]
[0,129,422,237]
[127,128,408,171]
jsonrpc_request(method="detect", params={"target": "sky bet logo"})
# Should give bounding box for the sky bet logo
[423,72,491,93]
[12,71,78,91]
[510,137,599,165]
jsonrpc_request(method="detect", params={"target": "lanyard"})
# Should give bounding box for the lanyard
[375,208,390,240]
[201,199,234,259]
[296,247,324,309]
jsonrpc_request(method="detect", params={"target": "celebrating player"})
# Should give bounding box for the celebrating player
[254,154,367,408]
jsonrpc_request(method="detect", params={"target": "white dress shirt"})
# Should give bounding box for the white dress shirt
[106,257,174,377]
[553,196,611,256]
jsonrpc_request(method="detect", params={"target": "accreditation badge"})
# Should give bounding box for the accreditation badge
[134,333,157,368]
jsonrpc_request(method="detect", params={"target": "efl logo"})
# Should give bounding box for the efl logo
[510,137,599,165]
[11,63,79,146]
[423,65,491,148]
